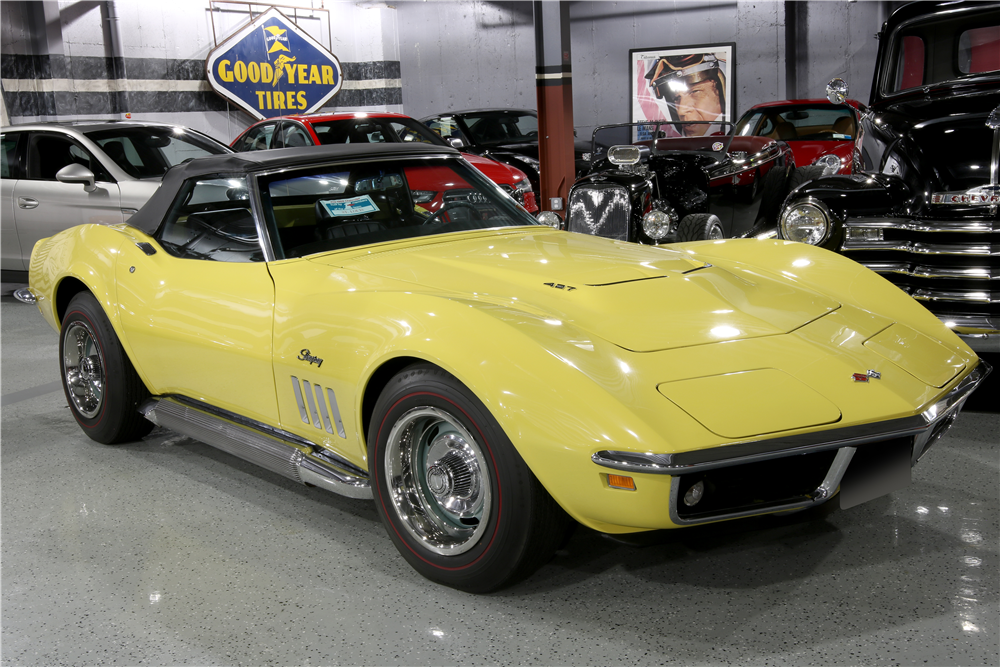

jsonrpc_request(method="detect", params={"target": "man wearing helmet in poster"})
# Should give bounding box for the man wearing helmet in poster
[645,52,728,137]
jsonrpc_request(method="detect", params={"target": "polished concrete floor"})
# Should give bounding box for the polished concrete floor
[2,293,998,666]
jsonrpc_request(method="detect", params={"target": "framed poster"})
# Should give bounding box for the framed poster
[629,43,735,141]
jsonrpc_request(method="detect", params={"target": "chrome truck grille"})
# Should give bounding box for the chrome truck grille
[567,183,630,240]
[840,217,999,333]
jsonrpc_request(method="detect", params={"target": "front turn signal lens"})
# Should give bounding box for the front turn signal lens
[608,474,636,490]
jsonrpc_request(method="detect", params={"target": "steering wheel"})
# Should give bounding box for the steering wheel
[421,200,480,225]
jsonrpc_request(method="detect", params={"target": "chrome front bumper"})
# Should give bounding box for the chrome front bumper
[592,360,991,525]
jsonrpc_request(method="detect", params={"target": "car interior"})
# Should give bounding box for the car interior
[252,160,533,259]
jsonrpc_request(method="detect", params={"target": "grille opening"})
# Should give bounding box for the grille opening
[675,449,837,519]
[567,184,631,240]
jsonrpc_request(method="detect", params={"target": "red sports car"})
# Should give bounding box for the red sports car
[734,98,867,178]
[232,112,537,213]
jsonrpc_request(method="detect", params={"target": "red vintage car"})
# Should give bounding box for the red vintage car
[232,112,537,213]
[734,98,867,179]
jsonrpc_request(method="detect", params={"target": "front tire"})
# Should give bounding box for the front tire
[369,363,569,592]
[60,292,153,444]
[678,213,725,241]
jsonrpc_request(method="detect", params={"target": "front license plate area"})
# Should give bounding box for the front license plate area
[839,438,912,510]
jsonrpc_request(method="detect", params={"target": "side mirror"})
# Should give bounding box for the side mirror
[448,137,466,149]
[826,78,849,105]
[56,163,97,192]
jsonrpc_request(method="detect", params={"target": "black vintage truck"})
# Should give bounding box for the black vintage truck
[778,1,999,353]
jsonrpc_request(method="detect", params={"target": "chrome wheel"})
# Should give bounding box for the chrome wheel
[62,320,105,418]
[708,223,725,240]
[384,406,491,555]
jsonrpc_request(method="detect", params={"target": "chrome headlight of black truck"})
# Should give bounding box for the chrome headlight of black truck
[779,198,832,245]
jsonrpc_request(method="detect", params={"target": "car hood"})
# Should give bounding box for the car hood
[787,140,854,170]
[462,153,523,187]
[313,231,840,352]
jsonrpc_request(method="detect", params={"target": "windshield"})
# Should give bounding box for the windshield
[311,117,447,147]
[85,126,229,179]
[457,112,538,146]
[736,104,857,141]
[258,157,540,259]
[885,9,999,95]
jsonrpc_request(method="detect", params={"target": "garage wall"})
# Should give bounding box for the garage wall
[397,0,886,137]
[0,0,404,143]
[794,0,885,105]
[396,1,539,117]
[2,0,887,144]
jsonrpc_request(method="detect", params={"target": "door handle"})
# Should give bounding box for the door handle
[17,197,39,209]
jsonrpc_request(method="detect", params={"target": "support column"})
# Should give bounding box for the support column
[533,1,575,216]
[784,0,808,101]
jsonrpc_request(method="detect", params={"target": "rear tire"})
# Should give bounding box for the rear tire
[60,292,153,444]
[368,362,570,592]
[677,213,725,241]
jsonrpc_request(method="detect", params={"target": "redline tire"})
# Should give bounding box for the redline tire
[368,362,569,593]
[60,292,153,444]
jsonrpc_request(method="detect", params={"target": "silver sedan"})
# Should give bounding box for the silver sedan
[1,121,231,281]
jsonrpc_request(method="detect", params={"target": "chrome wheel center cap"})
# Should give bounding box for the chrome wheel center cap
[426,465,453,498]
[80,356,100,381]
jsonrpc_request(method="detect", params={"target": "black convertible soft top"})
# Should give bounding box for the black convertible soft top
[129,143,461,235]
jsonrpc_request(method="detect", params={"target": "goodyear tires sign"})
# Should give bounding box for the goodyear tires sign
[206,7,343,119]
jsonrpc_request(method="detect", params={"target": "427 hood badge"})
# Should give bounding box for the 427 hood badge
[298,349,324,367]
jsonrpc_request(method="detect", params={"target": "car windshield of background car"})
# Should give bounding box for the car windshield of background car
[888,12,999,94]
[425,118,470,145]
[464,113,538,146]
[735,111,764,136]
[258,157,541,259]
[86,127,229,179]
[312,119,447,147]
[772,106,856,140]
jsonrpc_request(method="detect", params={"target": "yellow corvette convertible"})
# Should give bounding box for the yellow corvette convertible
[23,143,989,592]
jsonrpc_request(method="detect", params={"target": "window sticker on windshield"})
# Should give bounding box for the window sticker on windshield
[319,195,379,217]
[833,133,852,139]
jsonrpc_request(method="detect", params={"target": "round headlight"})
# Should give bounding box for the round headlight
[642,207,678,240]
[536,210,562,229]
[780,201,831,245]
[814,154,842,175]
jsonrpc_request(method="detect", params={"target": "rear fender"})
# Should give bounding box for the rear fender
[29,224,133,345]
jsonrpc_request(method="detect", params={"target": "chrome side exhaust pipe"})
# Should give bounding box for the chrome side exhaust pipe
[142,397,371,500]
